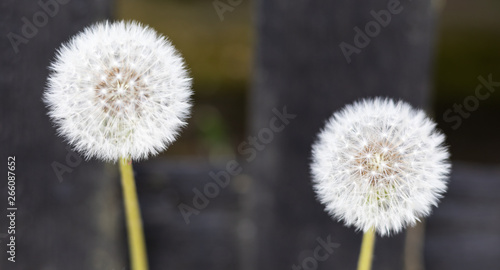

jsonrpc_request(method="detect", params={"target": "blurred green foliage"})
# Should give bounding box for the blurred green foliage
[435,29,500,102]
[116,0,252,93]
[433,0,500,163]
[116,0,252,157]
[116,0,500,162]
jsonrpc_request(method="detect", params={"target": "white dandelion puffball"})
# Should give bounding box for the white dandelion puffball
[44,20,192,162]
[311,98,450,236]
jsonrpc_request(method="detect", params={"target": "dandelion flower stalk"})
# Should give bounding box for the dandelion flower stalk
[44,20,192,270]
[120,158,148,270]
[310,98,450,269]
[357,228,375,270]
[119,161,149,270]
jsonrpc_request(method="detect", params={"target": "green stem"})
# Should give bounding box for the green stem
[357,228,376,270]
[119,157,149,270]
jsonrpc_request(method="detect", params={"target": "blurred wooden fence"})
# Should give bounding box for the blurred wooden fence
[1,0,499,270]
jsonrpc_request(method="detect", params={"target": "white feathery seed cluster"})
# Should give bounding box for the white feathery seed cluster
[311,98,450,236]
[44,21,192,162]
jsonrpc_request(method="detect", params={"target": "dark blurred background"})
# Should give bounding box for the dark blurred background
[1,0,499,269]
[113,0,500,164]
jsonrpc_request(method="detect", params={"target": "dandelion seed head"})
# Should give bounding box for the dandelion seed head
[44,20,192,161]
[311,98,450,236]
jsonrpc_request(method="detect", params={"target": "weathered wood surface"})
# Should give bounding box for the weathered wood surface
[425,161,500,270]
[134,159,242,270]
[3,1,498,270]
[250,0,437,269]
[135,159,500,270]
[0,1,121,270]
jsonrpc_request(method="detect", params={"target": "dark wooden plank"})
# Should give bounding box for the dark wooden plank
[425,162,500,270]
[0,1,120,269]
[135,159,242,270]
[135,159,500,270]
[250,0,437,269]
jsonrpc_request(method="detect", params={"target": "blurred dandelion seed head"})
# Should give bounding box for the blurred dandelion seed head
[311,98,451,236]
[44,20,192,162]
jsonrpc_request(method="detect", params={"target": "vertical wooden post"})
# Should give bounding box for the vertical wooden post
[250,0,437,269]
[0,1,122,269]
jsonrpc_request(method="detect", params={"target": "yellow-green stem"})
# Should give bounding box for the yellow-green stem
[119,157,149,270]
[357,228,376,270]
